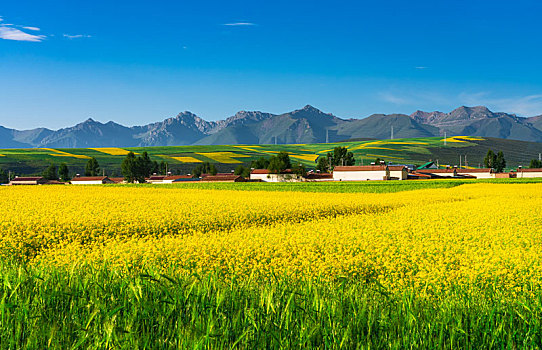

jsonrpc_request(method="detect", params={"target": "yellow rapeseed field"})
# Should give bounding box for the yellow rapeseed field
[1,183,541,295]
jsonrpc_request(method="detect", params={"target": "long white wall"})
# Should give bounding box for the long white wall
[333,170,387,181]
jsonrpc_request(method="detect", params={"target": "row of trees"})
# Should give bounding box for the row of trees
[316,147,355,173]
[483,150,506,173]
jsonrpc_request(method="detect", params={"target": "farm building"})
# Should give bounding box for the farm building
[147,175,166,184]
[304,172,334,182]
[456,168,494,179]
[388,165,409,180]
[162,175,197,183]
[200,174,245,182]
[516,168,542,178]
[332,166,389,181]
[9,177,48,185]
[70,176,115,185]
[415,168,457,178]
[250,169,300,182]
[109,177,126,184]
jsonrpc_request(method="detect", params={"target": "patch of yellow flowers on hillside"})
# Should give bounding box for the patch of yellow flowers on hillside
[1,183,541,295]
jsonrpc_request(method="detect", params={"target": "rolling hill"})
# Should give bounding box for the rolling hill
[1,136,541,176]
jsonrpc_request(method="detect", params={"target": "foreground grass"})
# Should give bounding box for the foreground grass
[1,265,541,349]
[160,177,542,193]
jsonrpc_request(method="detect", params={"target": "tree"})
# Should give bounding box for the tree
[328,146,355,167]
[277,152,292,169]
[58,163,70,182]
[251,157,270,169]
[43,163,58,180]
[495,151,506,173]
[292,163,307,178]
[136,151,154,179]
[530,159,542,169]
[0,169,8,184]
[234,165,251,178]
[483,150,496,169]
[192,162,217,178]
[159,160,169,175]
[374,157,384,165]
[121,152,138,183]
[316,156,330,173]
[85,157,100,176]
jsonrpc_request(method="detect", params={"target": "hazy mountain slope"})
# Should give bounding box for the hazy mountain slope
[0,127,30,148]
[336,114,439,140]
[461,115,542,141]
[527,115,542,130]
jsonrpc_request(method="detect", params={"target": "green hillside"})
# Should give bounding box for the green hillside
[1,136,541,176]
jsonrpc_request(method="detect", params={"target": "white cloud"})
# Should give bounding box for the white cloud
[63,34,92,39]
[0,26,45,42]
[22,26,40,31]
[223,22,256,26]
[415,66,428,70]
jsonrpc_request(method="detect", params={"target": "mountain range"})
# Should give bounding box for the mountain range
[1,105,542,148]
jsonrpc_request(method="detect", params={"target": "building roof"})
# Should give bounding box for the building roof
[305,173,333,179]
[456,168,492,173]
[109,177,125,183]
[148,175,166,180]
[200,175,245,182]
[250,169,293,174]
[388,165,407,171]
[416,168,456,173]
[71,176,109,181]
[164,175,193,180]
[517,168,542,172]
[11,177,45,181]
[334,165,387,172]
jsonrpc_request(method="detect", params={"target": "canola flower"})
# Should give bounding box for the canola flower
[1,183,542,297]
[89,147,135,156]
[196,152,250,163]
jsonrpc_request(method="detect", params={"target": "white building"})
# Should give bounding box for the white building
[333,165,389,181]
[516,168,542,178]
[70,176,115,185]
[388,166,409,180]
[456,168,494,179]
[9,177,48,185]
[415,168,457,178]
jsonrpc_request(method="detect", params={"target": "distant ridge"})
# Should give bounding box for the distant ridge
[1,105,542,148]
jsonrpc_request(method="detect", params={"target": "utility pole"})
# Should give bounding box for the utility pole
[326,129,329,143]
[539,153,541,162]
[465,155,468,168]
[275,136,277,145]
[391,126,394,140]
[459,155,462,169]
[444,132,447,146]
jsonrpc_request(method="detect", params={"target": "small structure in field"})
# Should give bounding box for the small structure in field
[163,175,198,183]
[9,177,48,185]
[333,165,389,181]
[70,176,115,185]
[304,172,334,182]
[388,165,409,180]
[146,175,167,184]
[516,168,542,178]
[109,177,126,184]
[495,172,517,179]
[250,169,299,182]
[200,174,245,182]
[415,168,457,178]
[456,168,494,179]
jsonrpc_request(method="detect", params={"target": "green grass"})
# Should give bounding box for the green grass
[140,178,542,193]
[2,136,541,175]
[1,265,541,349]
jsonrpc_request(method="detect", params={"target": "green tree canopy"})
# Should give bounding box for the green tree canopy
[328,146,355,167]
[234,165,251,178]
[316,156,330,173]
[0,169,8,184]
[85,157,100,176]
[58,163,70,182]
[292,163,307,178]
[43,163,58,180]
[530,159,542,169]
[495,151,506,173]
[251,157,270,169]
[267,152,291,174]
[192,162,218,178]
[483,150,496,169]
[121,152,138,183]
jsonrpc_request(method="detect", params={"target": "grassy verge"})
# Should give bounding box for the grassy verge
[1,265,541,349]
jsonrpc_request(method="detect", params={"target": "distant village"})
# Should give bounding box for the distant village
[5,147,542,185]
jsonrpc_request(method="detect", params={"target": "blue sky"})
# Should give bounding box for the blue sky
[1,0,542,129]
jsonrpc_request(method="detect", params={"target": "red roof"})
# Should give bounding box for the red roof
[456,168,492,173]
[71,176,109,181]
[517,168,542,172]
[164,175,193,180]
[201,175,245,182]
[11,177,44,181]
[388,165,407,171]
[109,177,125,183]
[334,166,387,171]
[148,175,166,180]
